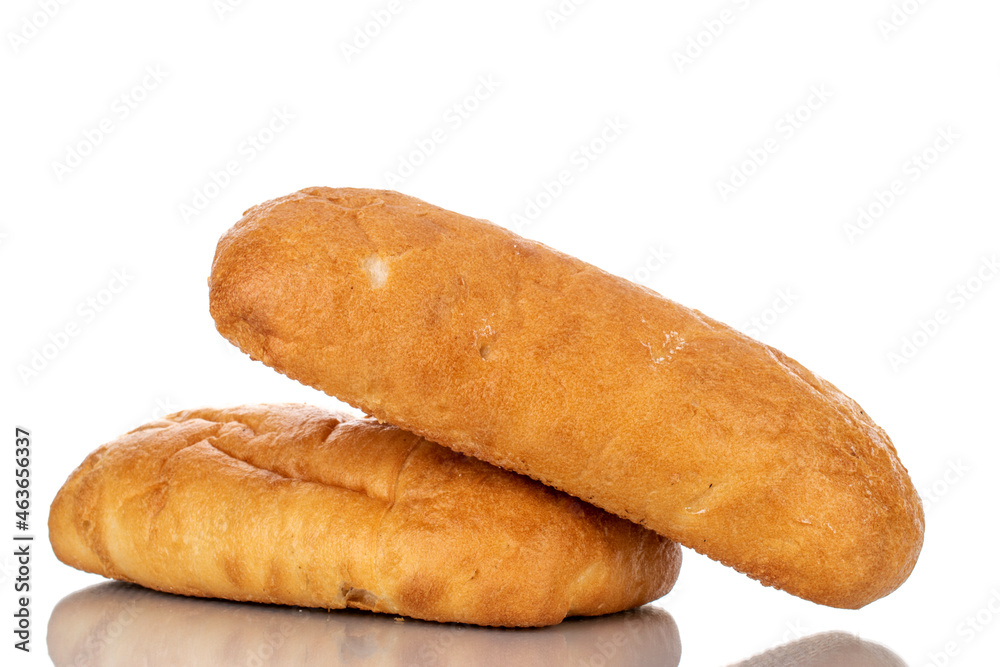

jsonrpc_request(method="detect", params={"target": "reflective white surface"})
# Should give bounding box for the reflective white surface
[46,582,914,666]
[48,583,681,667]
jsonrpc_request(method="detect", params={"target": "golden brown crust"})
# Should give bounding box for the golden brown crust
[48,404,680,627]
[208,187,924,608]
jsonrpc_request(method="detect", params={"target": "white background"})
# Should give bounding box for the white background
[2,0,999,665]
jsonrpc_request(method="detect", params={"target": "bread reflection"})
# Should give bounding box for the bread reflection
[48,582,681,666]
[729,630,906,667]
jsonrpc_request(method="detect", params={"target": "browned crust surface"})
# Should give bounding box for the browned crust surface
[49,404,680,627]
[208,187,924,608]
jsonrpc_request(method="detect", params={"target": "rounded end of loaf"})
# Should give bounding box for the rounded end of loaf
[715,466,924,610]
[656,339,926,609]
[644,337,926,609]
[49,443,124,582]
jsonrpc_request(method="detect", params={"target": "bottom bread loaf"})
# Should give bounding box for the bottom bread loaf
[48,404,681,627]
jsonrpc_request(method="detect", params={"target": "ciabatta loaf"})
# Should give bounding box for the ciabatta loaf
[49,404,680,627]
[208,187,924,608]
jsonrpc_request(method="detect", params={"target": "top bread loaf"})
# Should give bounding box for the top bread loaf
[208,186,924,609]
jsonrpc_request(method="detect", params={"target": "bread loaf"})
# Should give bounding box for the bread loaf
[49,404,680,627]
[208,187,924,608]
